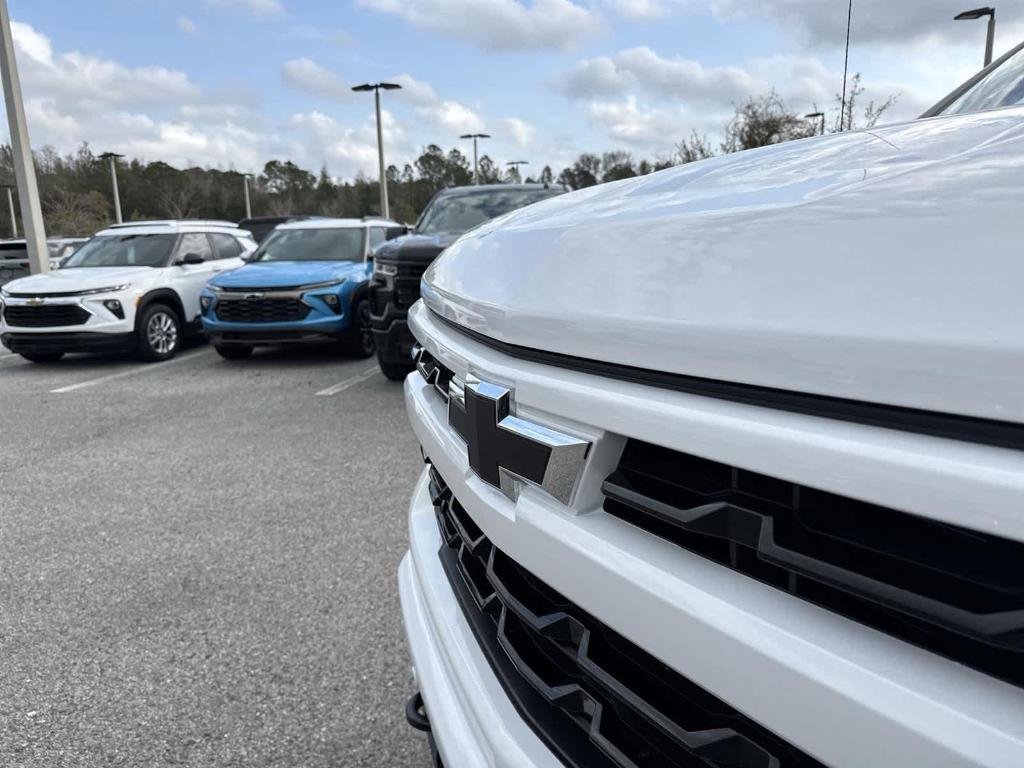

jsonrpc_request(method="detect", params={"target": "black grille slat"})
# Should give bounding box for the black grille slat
[4,304,90,327]
[373,254,429,312]
[603,440,1024,687]
[215,298,310,323]
[428,463,823,768]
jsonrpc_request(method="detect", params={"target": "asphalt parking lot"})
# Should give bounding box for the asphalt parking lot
[0,342,428,767]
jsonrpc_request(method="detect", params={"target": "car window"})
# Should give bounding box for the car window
[939,44,1024,115]
[416,188,563,236]
[176,233,214,262]
[368,228,387,250]
[64,234,178,268]
[210,233,243,260]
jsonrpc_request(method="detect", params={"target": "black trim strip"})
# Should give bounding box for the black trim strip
[430,310,1024,452]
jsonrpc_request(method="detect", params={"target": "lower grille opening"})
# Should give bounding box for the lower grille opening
[427,463,824,768]
[602,439,1024,688]
[215,298,310,323]
[4,304,91,327]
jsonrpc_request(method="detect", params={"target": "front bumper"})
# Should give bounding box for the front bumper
[399,469,561,768]
[403,302,1024,768]
[371,315,416,367]
[1,331,135,354]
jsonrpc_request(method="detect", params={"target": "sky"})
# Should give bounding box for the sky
[6,0,1022,179]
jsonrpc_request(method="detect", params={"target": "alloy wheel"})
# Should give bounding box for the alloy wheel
[147,311,178,356]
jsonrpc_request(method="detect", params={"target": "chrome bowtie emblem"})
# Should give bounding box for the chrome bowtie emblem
[26,297,44,306]
[243,292,264,300]
[447,374,589,504]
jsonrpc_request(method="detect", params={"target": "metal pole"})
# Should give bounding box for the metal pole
[985,11,996,67]
[473,137,479,185]
[820,113,826,136]
[6,186,16,237]
[243,175,252,219]
[374,88,389,219]
[840,0,853,131]
[0,0,47,272]
[109,156,122,223]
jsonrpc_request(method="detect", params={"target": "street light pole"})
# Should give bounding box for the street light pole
[805,111,826,136]
[243,174,253,219]
[100,152,124,223]
[352,82,402,219]
[1,184,16,237]
[459,133,490,184]
[507,160,529,182]
[0,0,47,272]
[955,7,996,68]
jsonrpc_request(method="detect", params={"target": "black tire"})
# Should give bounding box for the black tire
[378,356,414,382]
[20,351,64,363]
[214,344,253,360]
[342,297,375,358]
[136,303,181,362]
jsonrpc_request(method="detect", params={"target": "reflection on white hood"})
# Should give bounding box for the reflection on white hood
[3,267,147,294]
[424,109,1024,424]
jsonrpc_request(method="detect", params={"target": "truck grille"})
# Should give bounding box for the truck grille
[215,298,310,323]
[372,257,429,313]
[603,440,1024,688]
[428,463,823,768]
[3,304,90,327]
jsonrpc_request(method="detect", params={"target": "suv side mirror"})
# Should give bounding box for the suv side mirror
[175,252,205,266]
[385,226,409,241]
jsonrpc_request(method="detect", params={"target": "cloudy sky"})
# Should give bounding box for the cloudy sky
[7,0,1022,178]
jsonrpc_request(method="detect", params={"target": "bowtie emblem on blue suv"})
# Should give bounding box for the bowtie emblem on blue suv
[446,375,589,504]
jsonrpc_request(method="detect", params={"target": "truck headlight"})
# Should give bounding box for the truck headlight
[374,262,397,277]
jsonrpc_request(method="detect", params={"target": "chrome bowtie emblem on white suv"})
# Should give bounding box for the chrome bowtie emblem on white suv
[447,375,589,504]
[26,297,44,306]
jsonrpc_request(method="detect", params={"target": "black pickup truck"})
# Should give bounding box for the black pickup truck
[369,183,565,380]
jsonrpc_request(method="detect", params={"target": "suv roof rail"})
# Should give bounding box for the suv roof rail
[106,219,239,229]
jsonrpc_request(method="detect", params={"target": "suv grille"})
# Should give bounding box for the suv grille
[4,304,90,327]
[428,463,823,768]
[603,440,1024,688]
[215,298,310,323]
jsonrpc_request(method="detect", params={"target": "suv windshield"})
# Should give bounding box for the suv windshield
[939,44,1024,115]
[253,228,365,262]
[417,188,561,236]
[63,234,178,268]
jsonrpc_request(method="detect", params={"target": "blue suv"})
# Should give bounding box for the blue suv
[200,218,404,359]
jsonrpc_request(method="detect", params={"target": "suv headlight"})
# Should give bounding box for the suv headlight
[77,284,131,296]
[298,279,344,292]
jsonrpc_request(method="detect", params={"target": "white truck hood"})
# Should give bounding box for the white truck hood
[424,108,1024,425]
[3,267,150,294]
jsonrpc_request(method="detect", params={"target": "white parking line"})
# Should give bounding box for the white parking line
[49,348,213,394]
[315,366,380,397]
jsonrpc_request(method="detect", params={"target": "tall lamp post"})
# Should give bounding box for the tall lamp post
[805,111,826,136]
[955,7,996,68]
[507,160,529,182]
[351,82,402,219]
[459,133,490,185]
[242,173,253,219]
[1,183,16,237]
[99,152,124,223]
[0,0,47,272]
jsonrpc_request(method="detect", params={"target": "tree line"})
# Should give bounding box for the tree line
[0,76,894,237]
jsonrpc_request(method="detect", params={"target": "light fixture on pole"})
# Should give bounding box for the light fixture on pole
[0,0,47,273]
[955,7,996,68]
[805,111,826,136]
[99,152,125,223]
[459,133,490,185]
[506,160,528,182]
[242,173,253,219]
[0,183,16,237]
[352,82,402,219]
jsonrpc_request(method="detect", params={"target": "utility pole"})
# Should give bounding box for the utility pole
[352,82,402,219]
[460,133,490,184]
[100,152,124,223]
[1,183,16,237]
[243,174,253,219]
[840,0,853,131]
[0,0,47,272]
[955,7,996,68]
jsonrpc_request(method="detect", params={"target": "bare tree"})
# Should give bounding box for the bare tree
[721,91,817,153]
[676,131,715,164]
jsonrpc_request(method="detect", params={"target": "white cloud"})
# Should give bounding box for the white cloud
[604,0,677,20]
[176,16,199,35]
[281,58,351,102]
[290,109,411,177]
[391,73,486,134]
[354,0,606,51]
[204,0,285,17]
[500,117,535,146]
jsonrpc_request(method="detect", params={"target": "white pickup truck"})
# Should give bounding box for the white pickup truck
[397,42,1024,768]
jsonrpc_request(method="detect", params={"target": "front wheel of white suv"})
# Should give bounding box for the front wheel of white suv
[136,304,181,362]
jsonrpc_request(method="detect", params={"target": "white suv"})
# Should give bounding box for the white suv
[0,221,255,363]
